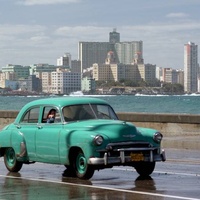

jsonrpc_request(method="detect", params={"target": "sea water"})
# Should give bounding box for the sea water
[0,94,200,114]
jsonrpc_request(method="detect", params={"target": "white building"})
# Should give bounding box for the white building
[51,68,81,94]
[184,42,198,93]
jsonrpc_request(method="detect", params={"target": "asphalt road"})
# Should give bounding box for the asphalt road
[0,148,200,200]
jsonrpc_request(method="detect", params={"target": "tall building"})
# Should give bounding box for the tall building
[109,28,120,43]
[78,30,143,72]
[114,41,143,65]
[184,42,198,93]
[71,60,81,73]
[78,42,113,71]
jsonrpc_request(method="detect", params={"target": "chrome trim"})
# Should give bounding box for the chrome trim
[89,149,166,165]
[98,147,156,152]
[17,142,27,158]
[150,150,153,162]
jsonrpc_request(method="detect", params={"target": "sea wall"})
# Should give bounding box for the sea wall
[0,111,199,149]
[117,113,200,150]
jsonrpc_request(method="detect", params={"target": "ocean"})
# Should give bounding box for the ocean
[1,94,200,114]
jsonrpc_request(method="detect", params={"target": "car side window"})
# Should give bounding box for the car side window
[21,107,40,123]
[43,107,61,123]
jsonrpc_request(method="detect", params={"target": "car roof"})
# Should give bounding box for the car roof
[21,96,108,112]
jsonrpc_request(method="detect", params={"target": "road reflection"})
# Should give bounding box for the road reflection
[134,175,156,191]
[0,172,165,200]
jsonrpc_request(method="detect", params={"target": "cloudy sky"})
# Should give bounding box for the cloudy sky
[0,0,200,69]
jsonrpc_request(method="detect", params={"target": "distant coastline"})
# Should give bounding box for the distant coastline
[0,90,200,97]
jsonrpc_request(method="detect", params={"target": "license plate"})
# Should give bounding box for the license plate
[130,152,144,161]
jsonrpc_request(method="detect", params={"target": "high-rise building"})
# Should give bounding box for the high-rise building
[78,30,143,72]
[184,42,198,93]
[71,60,81,73]
[78,42,113,71]
[114,41,143,65]
[109,28,120,44]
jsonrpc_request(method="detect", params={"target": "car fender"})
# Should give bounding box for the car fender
[59,129,109,164]
[0,128,28,161]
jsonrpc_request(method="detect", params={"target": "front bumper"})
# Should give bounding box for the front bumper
[88,147,166,165]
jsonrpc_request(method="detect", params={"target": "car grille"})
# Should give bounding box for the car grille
[97,141,156,157]
[106,141,152,150]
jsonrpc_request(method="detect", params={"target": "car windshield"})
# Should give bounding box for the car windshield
[62,104,118,122]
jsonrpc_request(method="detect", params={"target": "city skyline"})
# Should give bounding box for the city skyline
[0,0,200,69]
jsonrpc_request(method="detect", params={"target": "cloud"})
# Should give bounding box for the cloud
[0,24,46,35]
[1,18,200,68]
[166,12,189,18]
[17,0,80,6]
[0,24,49,51]
[54,26,111,41]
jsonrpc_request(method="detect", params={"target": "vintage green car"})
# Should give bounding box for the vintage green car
[0,97,166,179]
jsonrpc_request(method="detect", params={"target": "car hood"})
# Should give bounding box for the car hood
[65,119,145,143]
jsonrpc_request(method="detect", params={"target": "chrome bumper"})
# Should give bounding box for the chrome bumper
[89,149,166,165]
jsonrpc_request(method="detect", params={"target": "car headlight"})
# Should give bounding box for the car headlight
[93,135,104,146]
[153,132,163,143]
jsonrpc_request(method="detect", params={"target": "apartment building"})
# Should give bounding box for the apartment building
[162,68,178,84]
[184,42,198,93]
[51,68,81,94]
[114,41,143,65]
[2,64,30,79]
[137,63,156,82]
[93,62,141,82]
[78,30,143,72]
[79,41,113,71]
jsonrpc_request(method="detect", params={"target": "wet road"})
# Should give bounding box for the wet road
[0,148,200,200]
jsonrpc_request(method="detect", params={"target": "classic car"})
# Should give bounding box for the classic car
[0,97,166,179]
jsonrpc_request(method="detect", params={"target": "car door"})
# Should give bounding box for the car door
[35,106,62,163]
[18,106,40,160]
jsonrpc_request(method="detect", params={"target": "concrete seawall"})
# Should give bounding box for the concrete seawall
[0,111,199,150]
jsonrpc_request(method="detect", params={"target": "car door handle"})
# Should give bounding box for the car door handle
[37,125,43,129]
[16,125,21,129]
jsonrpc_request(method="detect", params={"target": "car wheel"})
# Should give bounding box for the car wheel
[4,148,23,172]
[134,161,155,176]
[73,150,95,180]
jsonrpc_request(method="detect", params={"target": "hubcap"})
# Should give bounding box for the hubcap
[76,154,86,174]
